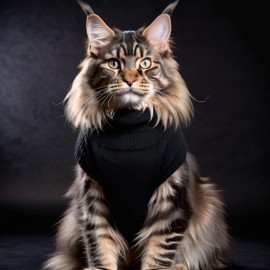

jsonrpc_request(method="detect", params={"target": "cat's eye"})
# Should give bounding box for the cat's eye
[139,58,151,69]
[108,59,120,69]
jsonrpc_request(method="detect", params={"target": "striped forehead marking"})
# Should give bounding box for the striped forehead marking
[115,31,145,58]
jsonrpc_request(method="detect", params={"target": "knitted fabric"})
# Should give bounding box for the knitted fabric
[75,109,187,244]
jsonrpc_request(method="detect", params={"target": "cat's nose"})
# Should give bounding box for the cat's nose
[122,69,138,86]
[124,77,137,86]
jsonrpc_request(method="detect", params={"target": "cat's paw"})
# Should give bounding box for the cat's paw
[173,263,188,270]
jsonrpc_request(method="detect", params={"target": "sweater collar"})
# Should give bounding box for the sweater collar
[105,109,156,132]
[85,109,184,151]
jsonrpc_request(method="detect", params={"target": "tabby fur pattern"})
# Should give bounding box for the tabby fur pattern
[43,1,230,270]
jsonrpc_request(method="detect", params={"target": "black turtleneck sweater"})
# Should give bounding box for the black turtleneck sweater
[75,109,187,244]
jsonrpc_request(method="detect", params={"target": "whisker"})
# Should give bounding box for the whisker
[107,93,114,108]
[191,95,209,103]
[96,90,108,100]
[93,86,108,93]
[100,92,112,107]
[95,89,112,102]
[155,90,168,98]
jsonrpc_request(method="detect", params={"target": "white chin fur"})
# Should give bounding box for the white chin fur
[117,92,145,108]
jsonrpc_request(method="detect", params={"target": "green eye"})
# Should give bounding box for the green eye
[139,58,151,69]
[108,59,120,69]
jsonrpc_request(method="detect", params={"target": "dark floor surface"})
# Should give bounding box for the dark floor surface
[1,233,270,270]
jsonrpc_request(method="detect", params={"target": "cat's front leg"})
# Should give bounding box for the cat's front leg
[80,176,128,270]
[135,171,191,270]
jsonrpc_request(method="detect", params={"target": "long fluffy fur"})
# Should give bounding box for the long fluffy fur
[43,156,230,270]
[64,56,193,131]
[135,154,230,270]
[43,2,230,270]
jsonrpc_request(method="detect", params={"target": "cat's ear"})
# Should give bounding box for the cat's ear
[142,0,179,52]
[78,1,115,55]
[86,15,115,55]
[142,14,171,52]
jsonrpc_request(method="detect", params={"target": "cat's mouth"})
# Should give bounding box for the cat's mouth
[115,87,147,97]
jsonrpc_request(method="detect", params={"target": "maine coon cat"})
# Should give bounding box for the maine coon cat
[43,1,230,270]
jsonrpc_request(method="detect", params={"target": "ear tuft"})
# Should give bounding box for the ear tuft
[77,0,94,15]
[143,14,171,52]
[86,14,115,55]
[162,0,179,15]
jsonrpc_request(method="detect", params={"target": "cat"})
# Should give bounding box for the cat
[43,1,230,270]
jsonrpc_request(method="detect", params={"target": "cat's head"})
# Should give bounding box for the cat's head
[65,0,193,130]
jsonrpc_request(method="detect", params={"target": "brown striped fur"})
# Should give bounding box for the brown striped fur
[43,1,230,270]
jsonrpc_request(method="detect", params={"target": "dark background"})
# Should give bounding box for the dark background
[1,0,269,245]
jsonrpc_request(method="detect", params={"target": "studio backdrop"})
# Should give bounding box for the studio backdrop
[0,0,269,239]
